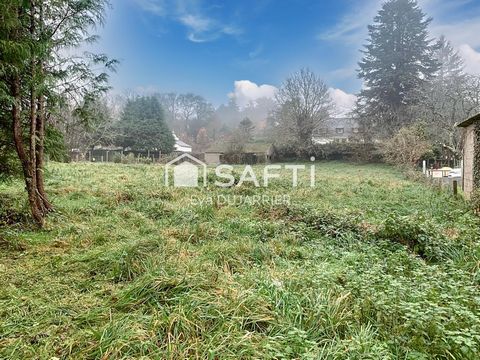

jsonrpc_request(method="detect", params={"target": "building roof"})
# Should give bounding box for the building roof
[312,117,358,137]
[92,145,124,151]
[175,139,191,148]
[204,142,227,153]
[172,131,192,149]
[326,117,357,128]
[457,114,480,128]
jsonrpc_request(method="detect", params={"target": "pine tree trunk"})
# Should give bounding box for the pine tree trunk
[36,93,53,212]
[34,0,52,213]
[11,76,44,227]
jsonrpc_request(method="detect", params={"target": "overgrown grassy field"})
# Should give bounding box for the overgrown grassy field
[1,162,479,359]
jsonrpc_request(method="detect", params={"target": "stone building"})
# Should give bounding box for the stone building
[458,114,480,199]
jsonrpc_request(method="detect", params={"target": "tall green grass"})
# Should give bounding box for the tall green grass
[0,162,479,359]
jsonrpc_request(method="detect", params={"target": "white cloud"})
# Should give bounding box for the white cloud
[184,23,242,43]
[179,14,211,33]
[228,81,357,117]
[229,80,277,108]
[459,44,480,75]
[430,18,480,49]
[318,0,381,44]
[134,0,165,16]
[329,88,357,117]
[134,0,241,43]
[248,44,263,59]
[329,66,358,81]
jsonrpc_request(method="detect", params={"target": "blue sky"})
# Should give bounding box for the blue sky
[95,0,480,108]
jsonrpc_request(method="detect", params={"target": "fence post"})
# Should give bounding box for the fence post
[422,160,426,174]
[453,180,458,197]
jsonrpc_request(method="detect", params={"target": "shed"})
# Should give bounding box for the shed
[244,143,276,159]
[457,114,480,199]
[204,150,223,165]
[204,142,276,165]
[204,142,226,164]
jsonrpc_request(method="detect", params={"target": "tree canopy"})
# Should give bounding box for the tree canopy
[357,0,439,136]
[273,68,331,145]
[116,96,175,153]
[0,0,115,226]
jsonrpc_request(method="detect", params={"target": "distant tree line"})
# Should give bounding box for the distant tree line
[60,90,278,157]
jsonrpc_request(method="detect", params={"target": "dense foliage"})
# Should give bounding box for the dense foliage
[115,96,175,153]
[0,110,19,179]
[275,142,382,163]
[0,0,115,226]
[357,0,439,136]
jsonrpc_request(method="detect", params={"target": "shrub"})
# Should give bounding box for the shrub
[275,142,382,163]
[377,213,461,262]
[112,153,135,164]
[381,124,433,167]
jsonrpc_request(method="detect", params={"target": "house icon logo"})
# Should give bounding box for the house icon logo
[165,153,207,187]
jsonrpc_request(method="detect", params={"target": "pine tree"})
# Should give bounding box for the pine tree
[238,117,255,142]
[0,0,115,226]
[116,97,175,153]
[434,35,465,84]
[357,0,439,135]
[419,35,467,153]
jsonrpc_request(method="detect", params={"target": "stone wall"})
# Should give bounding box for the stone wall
[463,125,475,199]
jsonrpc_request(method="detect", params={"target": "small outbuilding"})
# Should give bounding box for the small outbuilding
[204,142,276,165]
[204,148,223,165]
[457,114,480,199]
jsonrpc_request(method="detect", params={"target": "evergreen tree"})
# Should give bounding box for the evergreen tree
[419,36,467,153]
[434,35,465,84]
[116,97,175,153]
[0,0,115,226]
[357,0,439,135]
[238,117,255,142]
